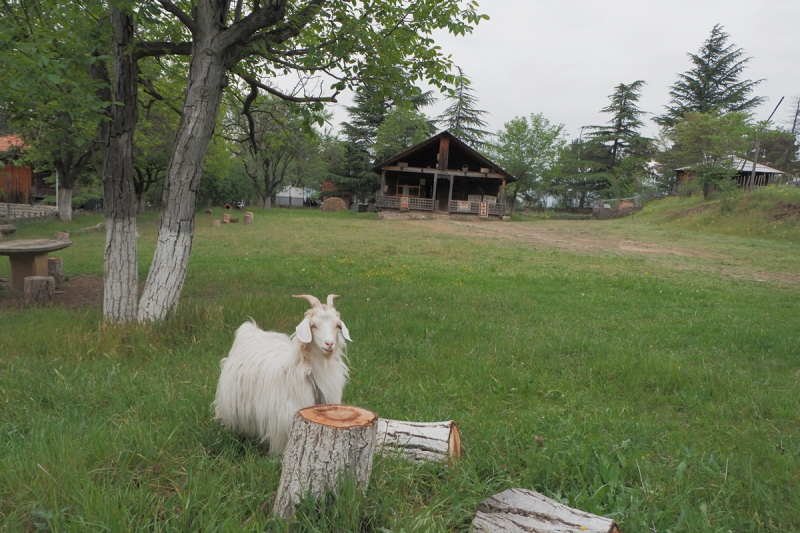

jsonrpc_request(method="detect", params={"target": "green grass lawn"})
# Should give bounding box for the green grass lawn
[1,199,799,532]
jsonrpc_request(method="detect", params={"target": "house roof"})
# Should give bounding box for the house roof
[0,135,24,152]
[372,130,516,182]
[676,156,784,175]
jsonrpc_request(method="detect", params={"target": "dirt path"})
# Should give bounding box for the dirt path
[406,217,800,286]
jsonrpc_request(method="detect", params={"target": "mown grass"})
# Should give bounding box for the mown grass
[1,202,799,532]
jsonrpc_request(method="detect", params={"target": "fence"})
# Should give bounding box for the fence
[591,192,666,219]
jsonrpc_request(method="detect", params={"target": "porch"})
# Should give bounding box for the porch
[375,195,509,216]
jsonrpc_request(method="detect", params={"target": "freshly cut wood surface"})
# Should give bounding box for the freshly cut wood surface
[300,404,377,428]
[473,488,621,533]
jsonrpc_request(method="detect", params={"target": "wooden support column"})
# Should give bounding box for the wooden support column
[381,170,387,195]
[432,172,439,206]
[448,174,455,207]
[438,136,450,172]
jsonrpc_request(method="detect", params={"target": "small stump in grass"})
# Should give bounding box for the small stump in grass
[24,276,55,306]
[47,257,63,284]
[273,404,378,518]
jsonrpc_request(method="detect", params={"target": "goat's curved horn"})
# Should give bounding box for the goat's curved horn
[326,294,340,308]
[293,294,321,308]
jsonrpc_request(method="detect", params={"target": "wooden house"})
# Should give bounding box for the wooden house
[676,157,785,189]
[372,131,515,219]
[0,135,32,204]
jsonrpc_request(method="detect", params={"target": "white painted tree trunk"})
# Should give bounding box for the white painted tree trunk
[472,488,622,533]
[376,419,461,463]
[273,405,378,519]
[101,6,139,323]
[57,185,72,222]
[137,35,227,322]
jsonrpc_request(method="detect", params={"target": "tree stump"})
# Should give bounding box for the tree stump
[212,219,220,227]
[243,212,253,224]
[376,419,461,463]
[273,404,378,518]
[222,213,231,223]
[47,257,63,284]
[472,488,622,533]
[24,276,55,306]
[53,231,70,241]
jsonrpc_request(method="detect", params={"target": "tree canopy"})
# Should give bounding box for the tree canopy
[656,24,764,128]
[489,113,566,212]
[435,66,491,148]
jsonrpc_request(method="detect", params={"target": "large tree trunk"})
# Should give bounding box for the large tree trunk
[137,32,227,322]
[101,5,139,323]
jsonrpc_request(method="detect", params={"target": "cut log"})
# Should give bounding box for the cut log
[376,419,461,463]
[47,257,63,284]
[243,212,253,224]
[273,404,378,518]
[212,219,220,227]
[472,488,621,533]
[53,231,70,241]
[222,214,230,223]
[24,276,55,307]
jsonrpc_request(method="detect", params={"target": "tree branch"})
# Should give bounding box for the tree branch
[233,71,338,103]
[134,41,192,59]
[156,1,198,35]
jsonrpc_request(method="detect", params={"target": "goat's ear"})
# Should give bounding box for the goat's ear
[339,320,352,342]
[296,318,313,343]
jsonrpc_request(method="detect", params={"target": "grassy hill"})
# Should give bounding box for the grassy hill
[633,186,800,241]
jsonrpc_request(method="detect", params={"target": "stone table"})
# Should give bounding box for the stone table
[0,239,72,293]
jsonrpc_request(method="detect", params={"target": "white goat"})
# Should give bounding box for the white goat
[213,294,351,455]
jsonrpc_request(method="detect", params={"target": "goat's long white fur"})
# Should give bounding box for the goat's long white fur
[213,295,350,455]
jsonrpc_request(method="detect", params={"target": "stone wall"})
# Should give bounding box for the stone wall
[0,203,58,222]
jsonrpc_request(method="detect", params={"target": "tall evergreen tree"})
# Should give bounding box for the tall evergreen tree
[585,80,650,165]
[435,66,491,148]
[338,82,436,197]
[656,24,764,128]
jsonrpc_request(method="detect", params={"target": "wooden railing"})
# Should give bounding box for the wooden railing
[448,200,508,216]
[375,196,435,211]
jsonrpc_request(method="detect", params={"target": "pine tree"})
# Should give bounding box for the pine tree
[585,80,650,166]
[435,66,491,148]
[656,24,764,127]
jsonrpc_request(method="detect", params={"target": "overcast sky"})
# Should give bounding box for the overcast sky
[330,0,799,141]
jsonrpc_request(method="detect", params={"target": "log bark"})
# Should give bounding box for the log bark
[376,419,461,463]
[24,276,55,306]
[47,257,63,284]
[472,488,621,533]
[273,405,378,519]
